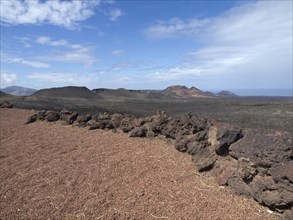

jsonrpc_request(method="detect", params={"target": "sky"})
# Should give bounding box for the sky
[0,0,292,96]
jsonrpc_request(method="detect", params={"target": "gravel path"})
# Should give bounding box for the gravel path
[0,108,277,219]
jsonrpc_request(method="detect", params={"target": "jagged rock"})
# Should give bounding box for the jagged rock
[249,175,278,204]
[280,208,293,220]
[213,158,237,185]
[148,112,170,135]
[227,175,252,196]
[60,110,78,124]
[261,190,293,210]
[76,114,92,127]
[160,118,178,139]
[186,141,205,155]
[193,129,208,142]
[111,113,123,128]
[160,113,208,139]
[45,111,60,122]
[192,147,217,172]
[132,117,152,127]
[174,137,189,152]
[215,128,243,155]
[129,126,147,137]
[35,110,47,121]
[270,161,293,183]
[174,132,209,155]
[0,101,13,108]
[87,119,99,130]
[237,157,257,183]
[26,114,38,124]
[77,114,92,123]
[229,130,292,167]
[119,116,134,133]
[97,112,111,120]
[226,157,257,196]
[146,130,155,138]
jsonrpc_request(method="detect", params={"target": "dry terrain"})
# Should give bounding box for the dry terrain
[0,108,279,219]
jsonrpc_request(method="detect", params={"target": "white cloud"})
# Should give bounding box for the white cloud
[27,72,96,85]
[36,36,68,47]
[108,8,124,22]
[28,72,81,84]
[0,0,101,29]
[35,36,97,66]
[111,50,124,56]
[44,48,97,66]
[15,37,32,48]
[144,17,210,40]
[143,1,292,89]
[1,53,50,68]
[0,72,18,87]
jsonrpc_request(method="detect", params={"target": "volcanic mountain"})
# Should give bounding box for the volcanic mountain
[162,85,213,98]
[32,86,98,99]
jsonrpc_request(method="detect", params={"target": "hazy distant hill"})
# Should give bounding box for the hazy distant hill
[1,86,37,96]
[32,86,98,99]
[93,88,148,99]
[93,85,214,99]
[217,90,238,97]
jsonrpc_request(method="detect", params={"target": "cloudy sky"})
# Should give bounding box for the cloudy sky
[0,0,292,95]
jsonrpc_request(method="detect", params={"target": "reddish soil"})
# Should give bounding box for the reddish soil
[0,108,278,219]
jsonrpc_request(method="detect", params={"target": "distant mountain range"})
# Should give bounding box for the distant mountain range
[1,86,37,96]
[1,85,238,99]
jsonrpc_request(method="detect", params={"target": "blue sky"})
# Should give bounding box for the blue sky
[0,0,292,95]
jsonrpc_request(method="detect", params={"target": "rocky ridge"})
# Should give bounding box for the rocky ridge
[26,109,293,219]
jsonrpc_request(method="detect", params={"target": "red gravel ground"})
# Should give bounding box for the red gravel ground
[0,108,278,219]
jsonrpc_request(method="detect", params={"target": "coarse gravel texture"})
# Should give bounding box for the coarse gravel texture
[0,108,279,219]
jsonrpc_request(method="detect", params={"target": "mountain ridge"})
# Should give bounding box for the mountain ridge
[1,86,37,96]
[2,85,238,99]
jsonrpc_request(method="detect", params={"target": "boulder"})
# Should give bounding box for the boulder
[76,114,92,127]
[192,147,217,172]
[213,158,237,185]
[174,138,189,152]
[226,157,257,196]
[186,141,205,156]
[111,113,123,128]
[26,114,38,124]
[87,119,100,130]
[249,175,278,204]
[237,157,257,183]
[36,110,48,121]
[261,190,293,210]
[229,130,292,167]
[280,208,293,220]
[270,161,293,183]
[129,126,147,137]
[60,110,78,125]
[160,118,179,139]
[45,111,60,122]
[215,127,243,155]
[97,112,111,120]
[227,175,252,196]
[0,101,13,108]
[119,116,134,133]
[147,110,170,134]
